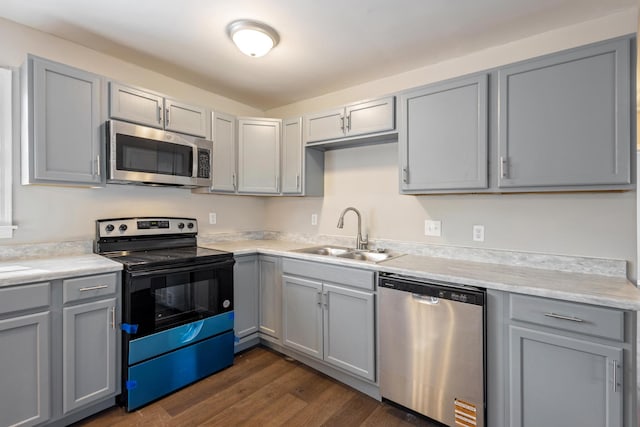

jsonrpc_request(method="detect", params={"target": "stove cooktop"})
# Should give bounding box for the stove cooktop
[102,246,232,271]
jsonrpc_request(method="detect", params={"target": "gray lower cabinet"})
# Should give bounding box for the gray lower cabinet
[281,259,376,381]
[233,255,259,350]
[237,118,281,194]
[399,73,488,192]
[503,293,635,427]
[498,37,631,190]
[62,297,117,414]
[258,255,282,340]
[0,311,50,427]
[509,326,622,427]
[0,273,121,427]
[22,55,104,186]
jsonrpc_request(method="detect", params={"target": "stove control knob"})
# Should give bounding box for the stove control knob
[178,222,185,229]
[187,222,194,229]
[119,224,128,232]
[105,224,115,232]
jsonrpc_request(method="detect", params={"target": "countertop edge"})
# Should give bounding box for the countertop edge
[206,243,640,311]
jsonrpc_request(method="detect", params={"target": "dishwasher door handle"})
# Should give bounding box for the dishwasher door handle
[412,294,440,305]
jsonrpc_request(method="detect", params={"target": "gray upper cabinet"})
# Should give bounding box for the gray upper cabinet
[211,111,237,192]
[22,55,104,186]
[237,118,281,194]
[282,117,304,194]
[304,96,396,148]
[281,117,325,196]
[399,74,488,192]
[62,297,117,414]
[498,38,631,189]
[109,82,209,138]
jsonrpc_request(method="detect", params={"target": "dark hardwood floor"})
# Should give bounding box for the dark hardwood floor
[75,346,441,427]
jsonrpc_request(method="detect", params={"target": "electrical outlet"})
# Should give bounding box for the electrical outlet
[424,220,441,237]
[209,212,217,225]
[311,214,318,226]
[473,225,485,242]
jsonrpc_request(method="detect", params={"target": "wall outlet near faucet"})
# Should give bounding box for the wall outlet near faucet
[311,213,318,226]
[424,220,441,237]
[473,225,485,242]
[209,212,217,225]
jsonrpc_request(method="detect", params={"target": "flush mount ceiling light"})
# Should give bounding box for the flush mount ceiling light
[227,19,280,58]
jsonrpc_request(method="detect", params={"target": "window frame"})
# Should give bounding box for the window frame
[0,67,16,238]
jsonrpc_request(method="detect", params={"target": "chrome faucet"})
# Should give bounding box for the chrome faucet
[337,207,368,250]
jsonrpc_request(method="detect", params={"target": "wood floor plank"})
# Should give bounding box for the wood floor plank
[168,357,294,426]
[320,391,381,427]
[199,363,317,426]
[280,382,356,427]
[75,347,440,427]
[160,347,281,416]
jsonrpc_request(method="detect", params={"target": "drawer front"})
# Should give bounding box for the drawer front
[0,282,50,315]
[282,258,375,290]
[63,273,117,304]
[510,294,624,341]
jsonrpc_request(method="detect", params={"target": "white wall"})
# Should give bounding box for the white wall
[264,9,639,279]
[0,17,266,245]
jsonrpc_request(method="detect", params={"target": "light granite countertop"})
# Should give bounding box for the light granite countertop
[201,240,640,311]
[0,254,122,287]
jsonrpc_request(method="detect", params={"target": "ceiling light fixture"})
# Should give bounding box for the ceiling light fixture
[227,19,279,58]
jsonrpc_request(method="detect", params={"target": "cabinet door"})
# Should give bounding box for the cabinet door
[211,112,237,192]
[28,57,103,185]
[0,312,50,427]
[509,326,623,427]
[234,255,259,339]
[400,74,488,192]
[165,98,208,138]
[237,118,281,194]
[323,283,375,381]
[63,298,117,414]
[109,82,164,128]
[282,275,323,360]
[346,96,395,138]
[282,117,303,194]
[498,38,630,188]
[258,256,282,339]
[304,107,345,143]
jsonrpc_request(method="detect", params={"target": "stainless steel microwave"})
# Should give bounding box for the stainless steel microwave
[107,120,212,188]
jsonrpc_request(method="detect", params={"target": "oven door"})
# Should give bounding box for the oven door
[124,258,234,338]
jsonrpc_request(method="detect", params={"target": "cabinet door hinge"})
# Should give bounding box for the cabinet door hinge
[500,156,508,179]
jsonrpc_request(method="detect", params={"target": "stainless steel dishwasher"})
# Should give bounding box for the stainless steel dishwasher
[379,272,486,427]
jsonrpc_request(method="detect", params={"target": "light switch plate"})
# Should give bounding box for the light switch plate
[473,225,484,242]
[311,214,318,226]
[209,212,217,225]
[425,220,441,237]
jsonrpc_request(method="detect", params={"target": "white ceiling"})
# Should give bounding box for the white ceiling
[0,0,634,110]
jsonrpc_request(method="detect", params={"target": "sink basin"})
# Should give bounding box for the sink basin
[337,250,402,263]
[293,246,404,263]
[294,246,351,256]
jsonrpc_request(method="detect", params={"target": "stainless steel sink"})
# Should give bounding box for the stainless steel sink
[292,246,404,263]
[336,251,400,263]
[294,246,351,256]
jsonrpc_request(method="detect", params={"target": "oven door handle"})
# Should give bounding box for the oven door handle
[128,258,235,278]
